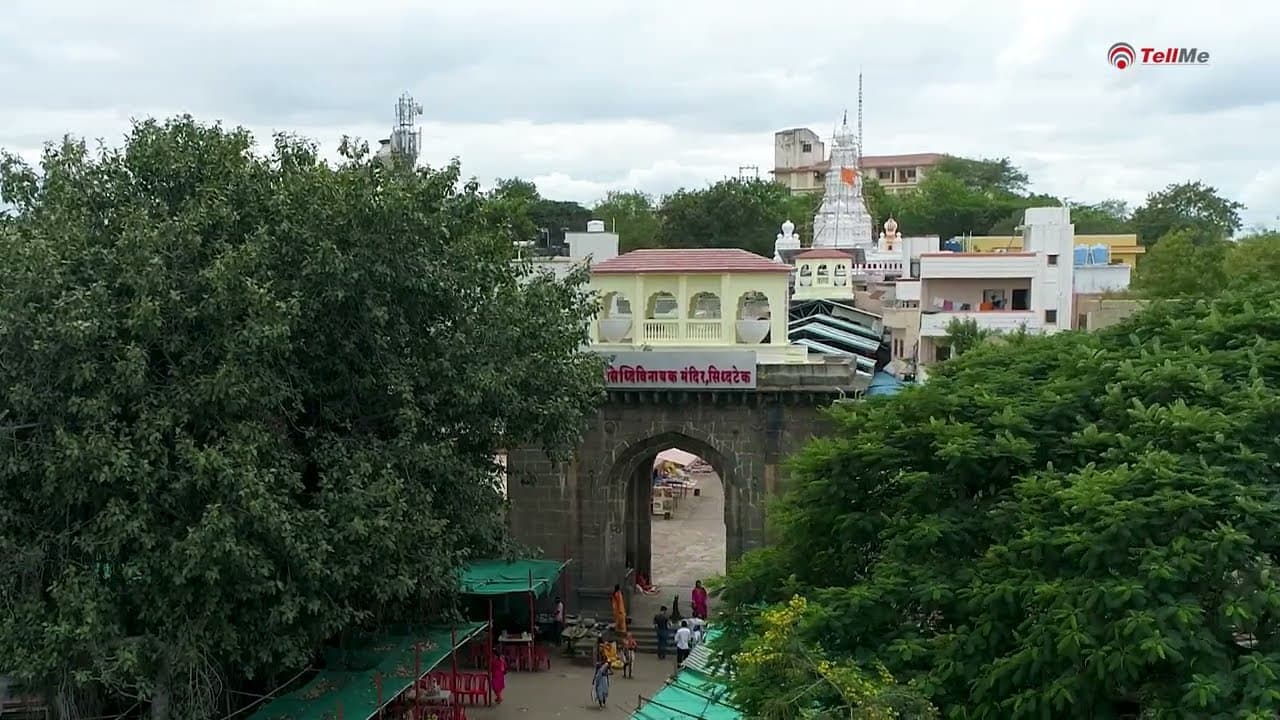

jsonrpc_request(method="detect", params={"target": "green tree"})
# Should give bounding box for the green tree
[1131,180,1244,246]
[941,317,993,356]
[895,172,1020,241]
[719,282,1280,717]
[932,156,1029,195]
[0,119,604,719]
[487,177,592,245]
[657,178,813,256]
[1068,199,1133,234]
[1223,230,1280,287]
[593,190,661,251]
[1132,228,1228,298]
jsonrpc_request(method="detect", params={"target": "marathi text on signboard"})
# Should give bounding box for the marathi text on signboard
[600,351,758,390]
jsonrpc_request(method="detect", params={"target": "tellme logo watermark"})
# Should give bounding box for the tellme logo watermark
[1108,42,1210,69]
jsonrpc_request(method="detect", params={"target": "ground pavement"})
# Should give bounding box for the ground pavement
[466,650,680,720]
[465,472,728,720]
[634,470,726,622]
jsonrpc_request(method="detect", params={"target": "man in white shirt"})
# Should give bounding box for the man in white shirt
[674,620,693,666]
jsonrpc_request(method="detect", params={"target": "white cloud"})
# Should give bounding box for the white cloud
[1,0,1277,230]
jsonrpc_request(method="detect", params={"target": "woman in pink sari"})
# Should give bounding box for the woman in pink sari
[491,651,507,704]
[691,580,708,620]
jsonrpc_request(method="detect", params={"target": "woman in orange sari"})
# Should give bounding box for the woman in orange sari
[611,584,628,633]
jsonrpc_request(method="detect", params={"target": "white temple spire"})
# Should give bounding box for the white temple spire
[810,110,874,249]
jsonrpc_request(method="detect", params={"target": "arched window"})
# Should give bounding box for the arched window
[688,292,722,319]
[735,291,772,344]
[646,292,678,319]
[833,263,848,287]
[598,291,633,342]
[797,263,813,286]
[816,264,831,285]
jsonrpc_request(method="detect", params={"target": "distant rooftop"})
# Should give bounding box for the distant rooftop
[794,248,855,260]
[592,249,793,275]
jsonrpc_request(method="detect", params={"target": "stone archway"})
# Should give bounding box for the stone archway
[600,431,735,586]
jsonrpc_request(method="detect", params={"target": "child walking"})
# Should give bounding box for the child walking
[622,633,637,678]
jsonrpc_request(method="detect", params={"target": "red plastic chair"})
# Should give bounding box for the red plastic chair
[457,672,489,707]
[531,644,551,671]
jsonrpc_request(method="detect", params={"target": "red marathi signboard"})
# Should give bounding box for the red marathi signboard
[600,351,757,390]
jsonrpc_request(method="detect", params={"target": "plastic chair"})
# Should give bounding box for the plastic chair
[531,644,551,671]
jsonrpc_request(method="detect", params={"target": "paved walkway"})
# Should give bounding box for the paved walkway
[635,470,726,620]
[466,650,677,720]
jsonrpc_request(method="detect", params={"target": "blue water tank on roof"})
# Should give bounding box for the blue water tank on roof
[1091,244,1110,265]
[1073,246,1089,266]
[942,238,963,252]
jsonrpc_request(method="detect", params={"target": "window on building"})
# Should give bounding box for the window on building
[981,289,1006,310]
[816,264,831,285]
[909,260,921,278]
[1077,313,1088,330]
[1045,309,1058,324]
[1048,254,1059,266]
[936,345,952,362]
[801,142,813,153]
[905,168,917,179]
[833,264,848,286]
[798,263,813,286]
[878,169,893,181]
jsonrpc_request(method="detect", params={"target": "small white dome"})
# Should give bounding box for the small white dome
[782,219,795,235]
[885,217,899,233]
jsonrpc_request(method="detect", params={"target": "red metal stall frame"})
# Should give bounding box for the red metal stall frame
[413,644,422,720]
[486,597,494,706]
[450,625,459,720]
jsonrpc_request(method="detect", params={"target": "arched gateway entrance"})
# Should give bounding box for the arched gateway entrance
[505,377,848,612]
[607,430,733,585]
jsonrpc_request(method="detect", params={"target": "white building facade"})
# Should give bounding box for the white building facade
[885,207,1132,374]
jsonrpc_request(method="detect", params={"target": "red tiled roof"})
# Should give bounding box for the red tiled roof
[592,249,793,274]
[794,248,855,260]
[859,153,946,168]
[773,153,946,174]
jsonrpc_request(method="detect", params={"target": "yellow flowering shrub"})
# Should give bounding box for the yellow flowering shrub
[728,595,935,720]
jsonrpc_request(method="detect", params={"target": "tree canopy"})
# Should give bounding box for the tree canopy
[1131,180,1245,246]
[0,118,604,719]
[718,281,1280,718]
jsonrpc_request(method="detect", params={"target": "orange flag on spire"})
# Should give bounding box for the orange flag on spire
[840,167,857,186]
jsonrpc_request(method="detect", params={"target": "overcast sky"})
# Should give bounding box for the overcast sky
[2,0,1276,230]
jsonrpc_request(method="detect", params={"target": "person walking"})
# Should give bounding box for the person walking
[592,655,612,708]
[491,651,507,704]
[674,620,693,667]
[653,605,671,660]
[691,580,709,620]
[622,633,637,679]
[611,584,628,633]
[552,595,565,642]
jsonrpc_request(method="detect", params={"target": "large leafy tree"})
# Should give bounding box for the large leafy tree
[932,156,1029,196]
[719,282,1280,718]
[657,178,817,256]
[1132,181,1244,246]
[487,177,593,245]
[592,190,661,252]
[0,119,604,719]
[1132,228,1229,298]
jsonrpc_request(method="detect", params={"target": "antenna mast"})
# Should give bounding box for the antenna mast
[856,72,864,168]
[390,92,423,165]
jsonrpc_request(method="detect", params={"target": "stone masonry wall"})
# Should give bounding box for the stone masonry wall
[506,360,862,612]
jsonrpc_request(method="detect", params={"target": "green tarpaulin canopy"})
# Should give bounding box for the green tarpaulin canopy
[631,630,739,720]
[248,622,485,720]
[459,559,568,597]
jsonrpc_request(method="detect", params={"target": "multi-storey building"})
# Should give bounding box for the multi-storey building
[771,126,943,195]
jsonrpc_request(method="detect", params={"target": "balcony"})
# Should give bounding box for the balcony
[919,310,1041,337]
[595,316,773,346]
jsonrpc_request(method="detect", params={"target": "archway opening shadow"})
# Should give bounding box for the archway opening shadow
[607,431,729,611]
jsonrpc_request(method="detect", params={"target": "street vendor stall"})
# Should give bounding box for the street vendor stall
[247,623,486,720]
[459,559,570,700]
